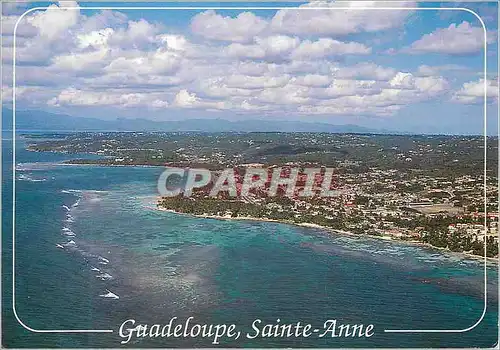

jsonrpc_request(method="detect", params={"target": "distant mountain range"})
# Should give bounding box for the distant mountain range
[2,108,391,134]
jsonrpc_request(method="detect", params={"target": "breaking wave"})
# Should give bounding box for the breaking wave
[99,289,119,299]
[17,173,47,182]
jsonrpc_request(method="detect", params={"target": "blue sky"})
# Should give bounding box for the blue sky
[2,1,499,134]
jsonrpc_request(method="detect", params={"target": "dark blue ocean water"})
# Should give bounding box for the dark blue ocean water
[2,132,498,348]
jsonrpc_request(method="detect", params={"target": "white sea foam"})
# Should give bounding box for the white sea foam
[56,244,64,249]
[98,256,110,265]
[62,205,71,211]
[96,273,113,281]
[63,189,108,194]
[62,189,83,194]
[99,289,119,299]
[15,162,58,171]
[61,228,76,237]
[64,240,76,247]
[17,173,47,182]
[91,266,101,272]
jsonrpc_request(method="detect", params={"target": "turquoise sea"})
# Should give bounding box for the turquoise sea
[2,132,498,348]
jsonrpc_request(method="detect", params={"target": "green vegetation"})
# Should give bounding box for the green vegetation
[26,132,498,177]
[27,131,499,258]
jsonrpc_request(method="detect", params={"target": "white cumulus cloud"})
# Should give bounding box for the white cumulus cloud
[191,10,268,43]
[27,1,80,40]
[48,87,169,108]
[404,21,496,55]
[452,78,499,104]
[270,1,416,36]
[291,38,371,59]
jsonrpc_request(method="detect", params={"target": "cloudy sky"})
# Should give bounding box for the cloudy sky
[2,1,499,134]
